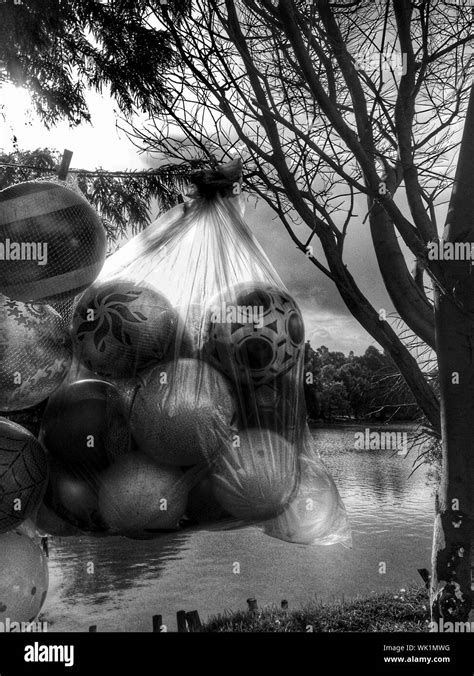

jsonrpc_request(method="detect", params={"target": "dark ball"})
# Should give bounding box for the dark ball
[39,379,132,478]
[0,418,48,534]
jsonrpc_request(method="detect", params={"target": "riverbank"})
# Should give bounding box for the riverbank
[203,586,430,632]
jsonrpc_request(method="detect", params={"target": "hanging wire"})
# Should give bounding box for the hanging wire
[0,162,203,178]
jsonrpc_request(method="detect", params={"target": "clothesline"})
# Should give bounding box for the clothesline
[0,161,195,177]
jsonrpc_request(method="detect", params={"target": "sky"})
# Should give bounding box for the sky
[0,83,442,356]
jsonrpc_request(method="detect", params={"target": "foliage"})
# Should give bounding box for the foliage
[304,342,420,422]
[0,0,190,127]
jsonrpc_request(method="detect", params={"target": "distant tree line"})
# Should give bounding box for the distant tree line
[303,342,419,423]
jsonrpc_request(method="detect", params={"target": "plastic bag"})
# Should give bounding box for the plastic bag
[38,160,350,546]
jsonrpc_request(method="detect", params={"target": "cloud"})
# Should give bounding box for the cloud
[245,198,390,355]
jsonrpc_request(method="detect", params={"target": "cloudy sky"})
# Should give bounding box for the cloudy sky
[0,84,446,356]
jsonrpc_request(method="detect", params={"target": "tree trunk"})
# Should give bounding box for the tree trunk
[430,84,474,623]
[369,201,436,350]
[320,238,441,434]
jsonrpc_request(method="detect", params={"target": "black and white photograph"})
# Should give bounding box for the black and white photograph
[0,0,473,673]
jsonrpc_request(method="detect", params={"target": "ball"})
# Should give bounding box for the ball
[0,295,72,411]
[202,282,305,386]
[98,454,188,533]
[130,359,236,466]
[262,451,347,545]
[0,418,48,534]
[0,530,49,624]
[44,461,105,533]
[186,474,231,525]
[210,428,299,521]
[34,502,82,537]
[71,279,179,378]
[0,181,106,302]
[238,373,306,442]
[39,379,132,476]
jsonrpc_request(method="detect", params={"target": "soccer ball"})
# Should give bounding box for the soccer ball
[202,282,305,386]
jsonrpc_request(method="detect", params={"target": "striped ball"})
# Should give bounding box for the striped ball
[0,418,49,534]
[0,181,107,302]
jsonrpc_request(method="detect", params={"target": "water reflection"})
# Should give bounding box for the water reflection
[42,427,435,631]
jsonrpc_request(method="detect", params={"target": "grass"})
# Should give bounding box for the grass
[202,585,431,632]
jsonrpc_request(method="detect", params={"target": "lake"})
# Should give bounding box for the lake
[42,425,435,632]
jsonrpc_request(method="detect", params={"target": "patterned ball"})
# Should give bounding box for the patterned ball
[130,359,236,466]
[210,428,299,521]
[71,279,179,378]
[0,181,106,302]
[0,295,72,411]
[39,379,131,475]
[0,418,48,534]
[202,282,305,386]
[0,530,49,624]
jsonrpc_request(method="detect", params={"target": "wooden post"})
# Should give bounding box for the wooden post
[185,611,202,632]
[246,598,258,612]
[431,83,474,623]
[57,149,73,181]
[418,568,431,590]
[152,615,163,632]
[89,625,97,633]
[176,610,188,633]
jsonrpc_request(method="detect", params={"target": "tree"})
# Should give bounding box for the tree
[1,0,473,621]
[122,1,473,620]
[303,341,419,421]
[0,0,190,126]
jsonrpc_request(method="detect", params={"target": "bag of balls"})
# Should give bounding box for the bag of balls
[4,160,350,548]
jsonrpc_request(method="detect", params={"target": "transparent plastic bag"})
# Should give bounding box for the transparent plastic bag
[39,161,350,546]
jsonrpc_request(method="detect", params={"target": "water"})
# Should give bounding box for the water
[42,426,435,632]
